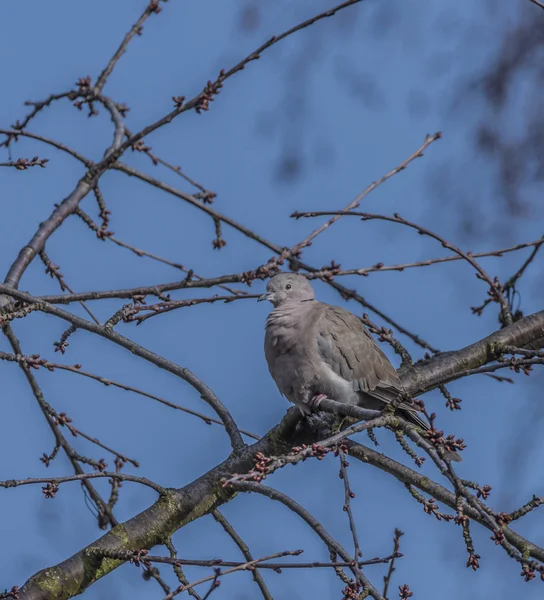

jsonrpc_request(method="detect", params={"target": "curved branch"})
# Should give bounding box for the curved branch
[232,481,383,600]
[346,441,544,562]
[0,472,164,494]
[0,285,245,451]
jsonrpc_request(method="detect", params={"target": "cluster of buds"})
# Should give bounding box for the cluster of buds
[94,458,107,473]
[23,354,52,371]
[520,565,536,582]
[193,191,216,204]
[501,356,534,376]
[341,581,361,599]
[212,218,226,249]
[247,452,272,482]
[318,260,341,282]
[445,395,462,411]
[53,325,76,354]
[495,512,512,526]
[40,445,60,467]
[288,442,340,462]
[131,139,152,154]
[42,482,59,499]
[172,95,185,108]
[11,156,49,170]
[196,73,225,113]
[423,497,453,522]
[399,584,413,599]
[148,0,162,14]
[240,264,280,285]
[454,513,469,527]
[490,529,505,545]
[466,552,481,571]
[43,260,66,290]
[76,76,91,92]
[129,548,151,567]
[475,484,492,500]
[425,426,466,456]
[55,412,73,427]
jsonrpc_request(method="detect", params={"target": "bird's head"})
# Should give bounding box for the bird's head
[258,272,315,307]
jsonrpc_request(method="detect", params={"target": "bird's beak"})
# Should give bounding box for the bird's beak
[258,292,272,303]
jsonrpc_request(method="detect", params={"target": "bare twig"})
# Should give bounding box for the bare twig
[162,551,304,600]
[94,1,167,93]
[231,481,384,600]
[290,132,441,255]
[382,529,403,600]
[293,210,514,326]
[212,510,273,599]
[0,471,165,495]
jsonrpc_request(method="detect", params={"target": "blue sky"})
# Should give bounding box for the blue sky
[1,1,543,599]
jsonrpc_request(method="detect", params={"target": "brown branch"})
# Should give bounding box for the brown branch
[94,1,167,93]
[382,529,403,600]
[0,285,245,452]
[123,294,260,324]
[6,91,78,133]
[0,128,93,166]
[162,550,303,600]
[290,132,441,255]
[39,250,100,325]
[232,481,383,600]
[212,510,273,599]
[309,238,544,279]
[338,448,365,587]
[38,272,256,304]
[115,0,364,160]
[164,538,203,600]
[0,471,164,495]
[346,441,544,562]
[0,354,259,439]
[293,210,514,326]
[32,236,544,305]
[141,555,401,570]
[1,177,95,296]
[0,156,48,169]
[2,325,118,529]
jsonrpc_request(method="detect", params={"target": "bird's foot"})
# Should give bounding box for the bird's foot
[307,393,328,410]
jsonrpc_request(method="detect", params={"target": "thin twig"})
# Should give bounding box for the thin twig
[382,529,403,599]
[231,481,384,600]
[0,471,165,494]
[0,285,245,452]
[290,132,441,254]
[339,449,363,562]
[293,210,513,326]
[0,355,259,439]
[162,551,304,600]
[94,1,167,93]
[212,510,273,600]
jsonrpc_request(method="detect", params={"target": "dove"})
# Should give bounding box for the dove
[259,272,461,461]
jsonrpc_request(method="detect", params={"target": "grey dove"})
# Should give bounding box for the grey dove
[260,272,461,462]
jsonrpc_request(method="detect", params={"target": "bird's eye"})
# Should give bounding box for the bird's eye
[285,284,292,290]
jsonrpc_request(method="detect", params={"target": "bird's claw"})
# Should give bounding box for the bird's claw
[307,393,328,410]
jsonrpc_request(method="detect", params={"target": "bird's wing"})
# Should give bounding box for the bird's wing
[316,304,402,397]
